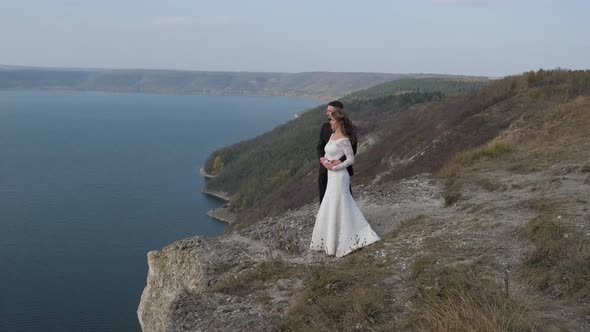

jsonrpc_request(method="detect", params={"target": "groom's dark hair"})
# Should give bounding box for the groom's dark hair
[328,100,344,109]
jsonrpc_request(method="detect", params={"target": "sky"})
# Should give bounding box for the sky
[0,0,588,77]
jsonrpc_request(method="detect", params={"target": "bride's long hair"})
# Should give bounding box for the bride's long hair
[330,109,357,146]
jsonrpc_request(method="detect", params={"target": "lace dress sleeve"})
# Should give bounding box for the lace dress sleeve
[332,139,355,171]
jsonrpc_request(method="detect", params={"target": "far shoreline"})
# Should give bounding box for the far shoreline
[200,173,237,224]
[199,167,217,179]
[201,188,236,224]
[201,188,231,202]
[0,88,327,103]
[206,206,237,224]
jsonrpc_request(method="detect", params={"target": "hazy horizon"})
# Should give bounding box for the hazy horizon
[1,0,589,77]
[0,63,501,77]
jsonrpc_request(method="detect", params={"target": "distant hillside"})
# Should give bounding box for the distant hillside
[0,65,477,101]
[347,77,489,100]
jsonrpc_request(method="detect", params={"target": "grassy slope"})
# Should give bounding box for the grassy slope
[203,77,491,224]
[244,71,590,227]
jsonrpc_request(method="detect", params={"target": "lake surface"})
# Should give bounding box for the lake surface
[0,90,319,331]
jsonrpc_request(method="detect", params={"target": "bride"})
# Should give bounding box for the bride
[310,109,380,257]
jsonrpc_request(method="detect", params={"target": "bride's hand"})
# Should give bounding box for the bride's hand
[320,157,327,164]
[330,160,342,167]
[325,161,334,171]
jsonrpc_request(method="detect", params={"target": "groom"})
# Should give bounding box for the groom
[316,100,357,203]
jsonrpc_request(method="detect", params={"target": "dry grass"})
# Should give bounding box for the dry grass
[520,199,590,300]
[277,253,396,331]
[406,255,539,332]
[453,140,512,167]
[475,176,505,192]
[508,97,590,169]
[213,259,300,295]
[393,215,541,330]
[440,96,590,176]
[423,96,590,331]
[437,139,513,206]
[255,292,273,306]
[443,174,463,207]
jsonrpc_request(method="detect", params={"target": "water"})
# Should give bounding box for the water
[0,90,319,332]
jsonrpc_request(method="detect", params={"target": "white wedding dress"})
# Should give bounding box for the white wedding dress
[310,135,380,257]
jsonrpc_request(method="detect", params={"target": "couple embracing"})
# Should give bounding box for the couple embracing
[309,101,380,258]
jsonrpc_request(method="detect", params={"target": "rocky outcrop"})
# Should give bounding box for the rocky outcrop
[137,237,208,332]
[206,204,237,224]
[137,174,445,331]
[137,230,274,331]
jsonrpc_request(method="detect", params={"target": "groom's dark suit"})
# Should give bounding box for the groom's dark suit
[317,122,357,203]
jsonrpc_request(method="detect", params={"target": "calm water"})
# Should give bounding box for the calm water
[0,91,319,332]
